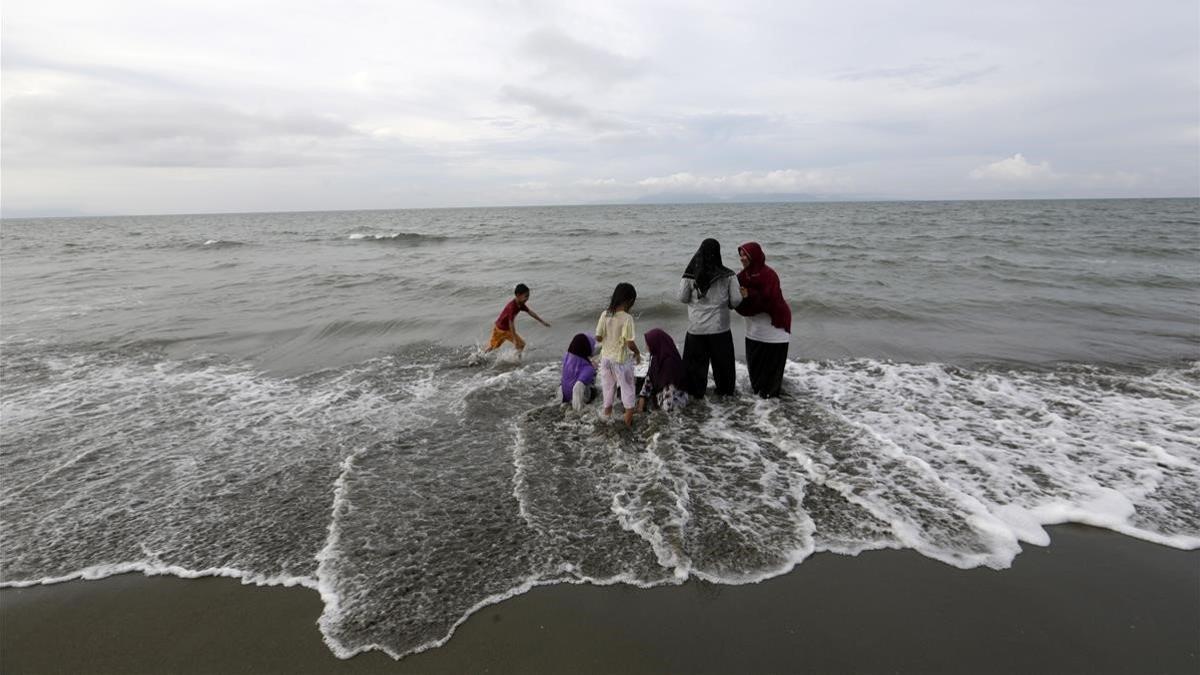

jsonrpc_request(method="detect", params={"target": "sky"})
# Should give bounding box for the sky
[2,0,1198,217]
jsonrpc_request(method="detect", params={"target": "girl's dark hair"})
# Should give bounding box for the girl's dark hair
[607,282,637,313]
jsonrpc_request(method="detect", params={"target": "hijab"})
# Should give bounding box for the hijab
[644,329,687,392]
[735,242,792,332]
[561,333,597,402]
[567,333,595,359]
[682,238,734,297]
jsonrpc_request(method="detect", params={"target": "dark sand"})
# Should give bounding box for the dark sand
[2,525,1197,674]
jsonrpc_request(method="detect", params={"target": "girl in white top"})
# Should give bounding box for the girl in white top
[595,282,642,427]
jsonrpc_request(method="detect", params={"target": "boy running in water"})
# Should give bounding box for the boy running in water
[486,283,550,355]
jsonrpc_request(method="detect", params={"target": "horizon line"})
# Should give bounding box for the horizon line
[3,194,1198,221]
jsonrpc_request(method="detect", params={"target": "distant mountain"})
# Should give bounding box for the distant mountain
[626,192,874,205]
[1,207,90,219]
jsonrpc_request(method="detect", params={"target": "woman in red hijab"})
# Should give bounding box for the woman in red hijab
[735,242,792,398]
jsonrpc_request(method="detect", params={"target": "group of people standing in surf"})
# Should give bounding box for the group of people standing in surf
[487,239,791,428]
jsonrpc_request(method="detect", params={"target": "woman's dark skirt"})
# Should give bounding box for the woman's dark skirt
[683,330,736,398]
[745,338,788,398]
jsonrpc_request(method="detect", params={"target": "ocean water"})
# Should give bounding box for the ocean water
[2,199,1198,659]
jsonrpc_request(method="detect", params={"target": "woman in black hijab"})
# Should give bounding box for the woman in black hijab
[677,238,742,397]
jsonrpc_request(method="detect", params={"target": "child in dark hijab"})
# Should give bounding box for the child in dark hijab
[637,329,690,412]
[678,238,742,397]
[561,333,598,410]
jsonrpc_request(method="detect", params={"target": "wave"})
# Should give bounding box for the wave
[1068,271,1199,291]
[2,341,1196,661]
[312,272,406,290]
[0,559,316,591]
[555,300,689,328]
[554,296,927,329]
[346,232,449,244]
[197,239,247,249]
[310,318,421,340]
[54,241,110,254]
[791,297,926,322]
[551,227,624,237]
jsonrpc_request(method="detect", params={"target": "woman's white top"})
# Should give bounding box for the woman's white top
[744,312,791,344]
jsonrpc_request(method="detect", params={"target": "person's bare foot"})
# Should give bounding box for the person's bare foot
[623,409,634,428]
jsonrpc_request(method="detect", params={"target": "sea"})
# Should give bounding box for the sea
[2,198,1198,659]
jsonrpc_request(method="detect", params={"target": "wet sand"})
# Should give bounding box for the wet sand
[2,524,1197,674]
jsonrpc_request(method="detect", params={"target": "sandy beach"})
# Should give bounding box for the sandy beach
[2,524,1196,674]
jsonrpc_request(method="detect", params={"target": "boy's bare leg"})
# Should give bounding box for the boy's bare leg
[623,408,633,427]
[602,406,612,418]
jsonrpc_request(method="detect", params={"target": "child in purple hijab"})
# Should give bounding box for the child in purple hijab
[561,333,598,409]
[636,329,690,413]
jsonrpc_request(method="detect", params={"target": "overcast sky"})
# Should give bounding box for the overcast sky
[3,0,1197,216]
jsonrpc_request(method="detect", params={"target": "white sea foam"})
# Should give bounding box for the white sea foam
[0,560,317,590]
[315,446,371,658]
[4,345,1197,662]
[2,349,411,590]
[610,431,695,578]
[786,359,1200,553]
[346,232,445,242]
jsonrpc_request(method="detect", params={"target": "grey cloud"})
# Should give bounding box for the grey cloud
[3,48,196,93]
[498,85,626,131]
[683,113,778,142]
[519,28,643,86]
[499,85,591,121]
[860,118,929,133]
[2,93,362,167]
[835,61,999,89]
[835,64,939,81]
[927,66,1001,88]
